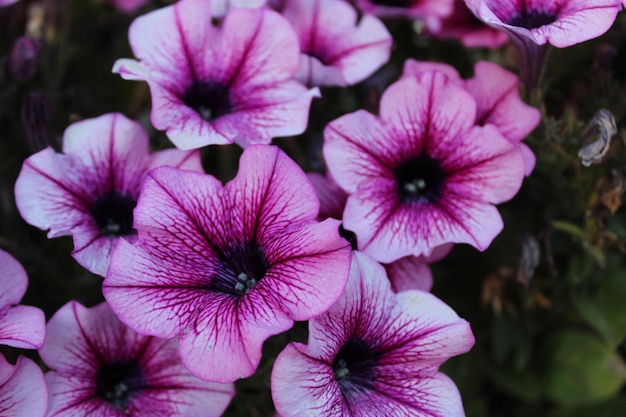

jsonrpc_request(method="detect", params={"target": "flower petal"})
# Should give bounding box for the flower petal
[0,355,47,417]
[0,305,45,349]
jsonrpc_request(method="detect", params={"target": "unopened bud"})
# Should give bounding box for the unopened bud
[8,36,43,81]
[21,91,57,153]
[578,109,617,167]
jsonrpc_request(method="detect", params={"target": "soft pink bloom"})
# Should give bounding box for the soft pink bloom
[103,145,352,383]
[0,354,47,417]
[431,0,509,48]
[324,72,525,263]
[40,301,234,417]
[280,0,392,87]
[106,0,149,13]
[356,0,454,30]
[113,0,317,149]
[272,252,474,417]
[211,0,267,17]
[402,59,539,175]
[14,113,202,277]
[0,249,45,350]
[0,0,18,7]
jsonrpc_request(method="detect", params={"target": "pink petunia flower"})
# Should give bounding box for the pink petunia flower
[211,0,267,17]
[355,0,454,31]
[0,354,47,417]
[324,72,525,263]
[431,0,509,48]
[464,0,621,90]
[14,113,202,277]
[271,251,475,417]
[0,0,18,7]
[40,301,234,416]
[402,59,539,176]
[113,0,318,149]
[308,171,449,292]
[106,0,149,14]
[103,145,352,383]
[279,0,392,87]
[0,249,45,350]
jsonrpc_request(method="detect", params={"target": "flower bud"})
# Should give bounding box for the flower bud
[8,36,42,81]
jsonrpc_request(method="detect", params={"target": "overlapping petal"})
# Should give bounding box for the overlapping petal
[0,354,47,417]
[104,145,352,382]
[356,0,454,30]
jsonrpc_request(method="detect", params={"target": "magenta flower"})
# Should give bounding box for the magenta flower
[431,0,509,48]
[271,252,474,417]
[356,0,454,30]
[0,249,45,350]
[280,0,392,87]
[40,301,234,416]
[324,72,525,263]
[113,0,317,149]
[103,145,352,383]
[14,113,202,277]
[0,354,47,417]
[402,59,539,175]
[465,0,621,89]
[0,0,18,7]
[106,0,149,13]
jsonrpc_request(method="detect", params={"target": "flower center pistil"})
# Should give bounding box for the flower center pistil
[89,191,137,237]
[96,360,145,411]
[182,80,232,122]
[332,339,377,395]
[209,241,270,297]
[393,154,446,204]
[371,0,414,7]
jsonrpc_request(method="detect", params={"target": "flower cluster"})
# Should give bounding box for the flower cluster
[2,0,623,415]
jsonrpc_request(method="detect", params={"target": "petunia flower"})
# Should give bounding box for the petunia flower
[0,249,45,350]
[106,0,149,14]
[0,354,47,417]
[355,0,454,31]
[40,301,234,417]
[464,0,621,90]
[308,171,449,292]
[0,0,18,7]
[324,71,525,263]
[271,251,475,417]
[103,145,352,383]
[279,0,392,87]
[402,59,539,175]
[14,113,202,277]
[430,0,508,48]
[113,0,318,150]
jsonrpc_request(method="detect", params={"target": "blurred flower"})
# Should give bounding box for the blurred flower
[40,301,234,416]
[272,252,474,417]
[211,0,267,17]
[113,0,317,149]
[103,145,352,383]
[578,109,617,167]
[106,0,149,14]
[355,0,454,31]
[0,249,45,350]
[0,354,47,417]
[464,0,621,90]
[21,91,57,153]
[308,171,450,292]
[15,113,203,277]
[7,36,42,81]
[0,0,18,7]
[279,0,392,87]
[402,59,539,175]
[324,72,525,263]
[430,0,508,48]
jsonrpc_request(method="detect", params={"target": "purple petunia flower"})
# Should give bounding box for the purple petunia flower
[431,0,509,48]
[271,251,475,417]
[0,354,47,417]
[279,0,392,87]
[14,113,202,277]
[464,0,621,89]
[402,59,539,176]
[324,71,525,263]
[113,0,318,149]
[0,249,45,350]
[103,145,352,383]
[40,301,234,416]
[356,0,454,30]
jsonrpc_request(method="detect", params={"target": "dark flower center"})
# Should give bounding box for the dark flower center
[370,0,413,7]
[90,191,137,237]
[508,9,557,30]
[182,80,232,121]
[208,241,270,297]
[333,339,377,395]
[96,360,145,411]
[339,224,358,251]
[393,154,446,204]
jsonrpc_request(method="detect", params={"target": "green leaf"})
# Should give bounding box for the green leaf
[540,331,626,406]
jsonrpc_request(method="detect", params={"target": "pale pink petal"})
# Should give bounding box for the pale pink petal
[385,256,433,292]
[0,249,27,306]
[307,172,348,220]
[0,305,45,349]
